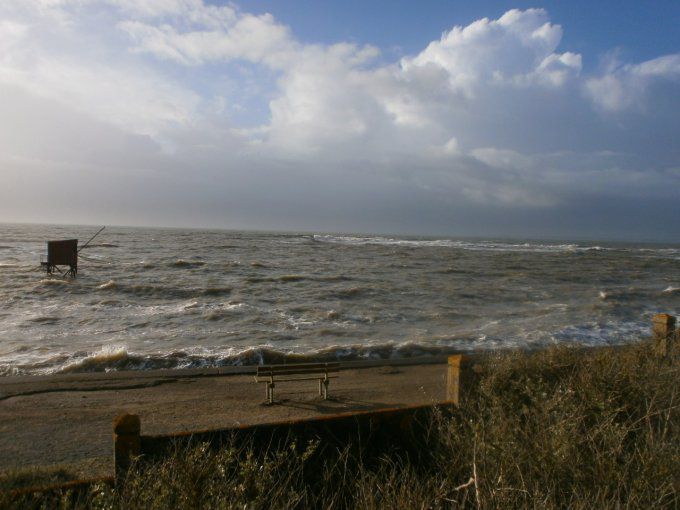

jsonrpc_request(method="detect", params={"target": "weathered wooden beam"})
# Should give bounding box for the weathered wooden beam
[113,413,140,484]
[446,354,462,405]
[652,313,677,359]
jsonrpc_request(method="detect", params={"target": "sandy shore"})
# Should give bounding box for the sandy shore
[0,359,449,480]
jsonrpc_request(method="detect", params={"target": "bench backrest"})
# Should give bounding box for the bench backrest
[257,362,340,378]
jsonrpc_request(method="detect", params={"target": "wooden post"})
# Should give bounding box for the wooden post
[113,413,141,483]
[653,314,677,358]
[446,355,463,405]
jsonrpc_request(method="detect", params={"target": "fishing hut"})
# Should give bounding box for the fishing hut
[40,227,105,278]
[41,239,78,277]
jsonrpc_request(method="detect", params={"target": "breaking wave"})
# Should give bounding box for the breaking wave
[0,341,470,375]
[96,281,231,299]
[37,278,71,286]
[0,322,649,376]
[313,235,597,253]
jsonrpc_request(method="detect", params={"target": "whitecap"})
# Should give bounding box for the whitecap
[59,345,130,373]
[170,259,205,268]
[38,278,70,286]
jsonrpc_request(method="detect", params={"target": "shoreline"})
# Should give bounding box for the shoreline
[0,355,452,401]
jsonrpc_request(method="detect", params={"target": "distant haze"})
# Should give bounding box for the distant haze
[0,2,678,241]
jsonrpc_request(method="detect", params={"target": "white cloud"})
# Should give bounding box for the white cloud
[401,9,578,95]
[119,12,295,67]
[471,147,532,169]
[585,54,680,112]
[0,1,678,239]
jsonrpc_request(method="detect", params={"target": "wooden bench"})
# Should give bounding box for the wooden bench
[255,362,340,404]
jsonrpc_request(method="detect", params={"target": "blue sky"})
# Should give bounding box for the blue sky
[0,1,678,241]
[244,0,680,64]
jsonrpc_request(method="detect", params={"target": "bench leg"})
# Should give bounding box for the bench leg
[323,379,329,400]
[318,379,323,396]
[268,380,275,404]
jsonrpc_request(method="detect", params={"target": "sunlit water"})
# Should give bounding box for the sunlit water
[0,224,678,375]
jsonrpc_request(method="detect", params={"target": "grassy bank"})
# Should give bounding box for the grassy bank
[3,341,679,509]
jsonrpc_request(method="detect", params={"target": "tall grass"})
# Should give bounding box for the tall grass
[3,342,679,509]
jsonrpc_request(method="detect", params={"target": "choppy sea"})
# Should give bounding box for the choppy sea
[0,224,678,376]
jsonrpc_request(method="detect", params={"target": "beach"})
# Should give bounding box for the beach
[0,360,447,480]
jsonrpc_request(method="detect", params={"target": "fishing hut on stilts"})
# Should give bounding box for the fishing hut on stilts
[41,227,105,278]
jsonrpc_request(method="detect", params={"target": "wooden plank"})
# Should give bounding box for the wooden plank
[258,362,340,371]
[256,363,340,376]
[255,375,339,383]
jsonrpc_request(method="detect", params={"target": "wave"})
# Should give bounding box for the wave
[96,281,232,299]
[311,235,606,254]
[662,286,680,294]
[169,259,206,268]
[202,303,247,321]
[327,286,370,299]
[0,341,468,376]
[60,345,131,373]
[278,274,306,282]
[37,278,71,286]
[247,274,352,284]
[202,286,234,296]
[28,316,61,324]
[596,288,652,302]
[0,316,656,376]
[246,274,307,283]
[314,236,680,257]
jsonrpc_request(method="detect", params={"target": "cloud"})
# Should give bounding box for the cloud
[402,9,580,94]
[119,12,295,67]
[585,54,680,112]
[0,2,678,239]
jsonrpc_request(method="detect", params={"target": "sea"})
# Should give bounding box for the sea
[0,223,678,376]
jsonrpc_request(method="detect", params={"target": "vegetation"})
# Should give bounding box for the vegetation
[3,341,679,509]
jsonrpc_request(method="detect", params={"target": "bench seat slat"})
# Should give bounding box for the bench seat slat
[255,375,339,383]
[257,368,340,377]
[257,362,339,371]
[257,364,340,376]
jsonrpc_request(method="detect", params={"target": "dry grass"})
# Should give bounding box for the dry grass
[3,341,679,509]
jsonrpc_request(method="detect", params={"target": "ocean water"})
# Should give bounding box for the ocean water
[0,224,678,376]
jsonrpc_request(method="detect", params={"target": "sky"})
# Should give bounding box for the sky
[0,1,678,241]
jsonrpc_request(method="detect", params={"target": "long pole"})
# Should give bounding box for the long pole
[78,226,105,252]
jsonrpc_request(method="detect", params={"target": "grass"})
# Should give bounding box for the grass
[2,341,679,509]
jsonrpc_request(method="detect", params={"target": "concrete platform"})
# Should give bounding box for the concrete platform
[0,361,447,480]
